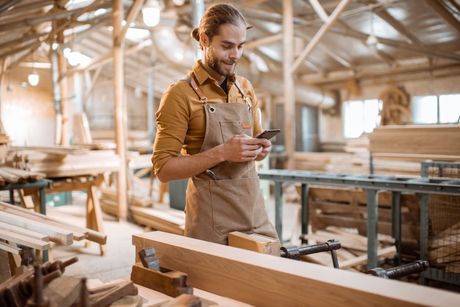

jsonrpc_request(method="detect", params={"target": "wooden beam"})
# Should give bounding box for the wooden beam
[0,0,53,17]
[113,0,128,219]
[0,0,20,14]
[283,0,295,170]
[56,21,69,146]
[372,6,423,45]
[329,26,460,62]
[424,0,460,34]
[245,33,283,50]
[0,211,73,245]
[132,232,460,307]
[118,0,144,43]
[295,31,353,68]
[291,0,351,74]
[308,0,329,22]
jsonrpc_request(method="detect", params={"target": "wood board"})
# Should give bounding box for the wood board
[132,231,460,307]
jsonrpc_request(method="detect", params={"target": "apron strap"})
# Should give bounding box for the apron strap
[234,79,251,110]
[189,73,208,104]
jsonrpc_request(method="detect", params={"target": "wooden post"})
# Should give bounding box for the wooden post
[57,24,69,145]
[283,0,295,169]
[112,0,128,219]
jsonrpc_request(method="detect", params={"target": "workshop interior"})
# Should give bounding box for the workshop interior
[0,0,460,306]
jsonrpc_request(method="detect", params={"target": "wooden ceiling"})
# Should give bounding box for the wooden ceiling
[1,0,459,96]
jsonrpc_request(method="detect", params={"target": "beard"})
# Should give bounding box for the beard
[205,50,236,77]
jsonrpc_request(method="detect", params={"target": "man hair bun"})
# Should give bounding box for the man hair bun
[191,28,199,41]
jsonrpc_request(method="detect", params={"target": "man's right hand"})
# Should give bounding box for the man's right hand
[222,134,264,162]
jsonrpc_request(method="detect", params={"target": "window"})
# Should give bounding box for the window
[343,99,381,138]
[412,94,460,124]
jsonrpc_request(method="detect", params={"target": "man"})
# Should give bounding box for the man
[153,3,278,244]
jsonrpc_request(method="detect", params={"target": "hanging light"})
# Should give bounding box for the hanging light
[28,52,39,86]
[142,0,161,27]
[366,9,378,47]
[28,72,39,86]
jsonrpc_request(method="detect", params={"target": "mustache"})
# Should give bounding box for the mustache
[222,60,237,65]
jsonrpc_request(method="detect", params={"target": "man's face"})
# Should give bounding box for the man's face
[202,22,246,79]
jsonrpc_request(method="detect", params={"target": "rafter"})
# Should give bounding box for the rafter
[424,0,460,34]
[291,0,351,74]
[118,0,144,43]
[372,5,423,45]
[329,26,460,62]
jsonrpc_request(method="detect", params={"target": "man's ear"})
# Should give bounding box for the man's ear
[199,33,209,47]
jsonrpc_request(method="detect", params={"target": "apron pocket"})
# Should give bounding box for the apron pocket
[209,177,260,235]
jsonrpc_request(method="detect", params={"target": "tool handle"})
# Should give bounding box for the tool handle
[385,260,429,279]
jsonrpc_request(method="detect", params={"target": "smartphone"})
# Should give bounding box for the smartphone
[256,129,281,140]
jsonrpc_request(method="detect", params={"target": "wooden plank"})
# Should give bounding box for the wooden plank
[0,221,49,241]
[0,241,21,255]
[0,228,50,250]
[228,231,280,256]
[133,231,460,307]
[0,201,105,244]
[340,246,397,269]
[0,211,73,245]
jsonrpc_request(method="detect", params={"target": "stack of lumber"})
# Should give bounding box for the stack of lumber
[92,130,151,150]
[293,152,368,173]
[99,187,152,216]
[369,125,460,176]
[429,221,460,273]
[0,166,45,185]
[302,227,396,271]
[295,136,371,174]
[369,125,460,156]
[8,147,120,178]
[0,201,106,254]
[131,207,185,235]
[428,195,460,274]
[307,186,419,243]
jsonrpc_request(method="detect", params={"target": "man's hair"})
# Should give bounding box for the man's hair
[191,3,249,49]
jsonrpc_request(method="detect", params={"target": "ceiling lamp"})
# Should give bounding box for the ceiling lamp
[366,9,378,47]
[142,0,161,27]
[28,72,39,86]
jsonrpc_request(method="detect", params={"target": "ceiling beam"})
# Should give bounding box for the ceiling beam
[330,26,460,62]
[245,33,283,50]
[295,31,353,69]
[0,0,110,32]
[371,5,423,45]
[291,0,351,74]
[424,0,460,34]
[118,0,144,43]
[0,0,20,14]
[0,0,52,17]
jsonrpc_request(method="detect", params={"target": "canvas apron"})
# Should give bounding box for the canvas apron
[184,73,278,244]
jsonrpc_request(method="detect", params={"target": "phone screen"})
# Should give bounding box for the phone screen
[256,129,281,140]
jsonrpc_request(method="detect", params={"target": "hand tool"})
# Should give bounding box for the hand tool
[368,260,429,279]
[281,239,341,268]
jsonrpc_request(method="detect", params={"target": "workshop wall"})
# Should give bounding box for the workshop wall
[0,68,55,146]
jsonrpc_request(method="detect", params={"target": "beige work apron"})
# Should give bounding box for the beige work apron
[184,73,278,244]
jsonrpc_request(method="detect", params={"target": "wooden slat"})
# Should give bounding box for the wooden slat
[0,211,73,245]
[0,201,106,244]
[133,231,460,307]
[0,241,21,254]
[0,221,49,241]
[0,228,50,250]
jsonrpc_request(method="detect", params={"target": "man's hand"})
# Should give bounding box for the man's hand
[221,134,272,162]
[256,137,272,161]
[222,134,266,162]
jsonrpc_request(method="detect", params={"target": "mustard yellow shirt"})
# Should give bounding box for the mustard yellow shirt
[152,60,263,175]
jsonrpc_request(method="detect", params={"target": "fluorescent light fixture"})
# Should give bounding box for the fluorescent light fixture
[94,8,107,16]
[28,73,39,86]
[125,28,150,42]
[172,0,186,5]
[66,51,92,66]
[142,0,161,27]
